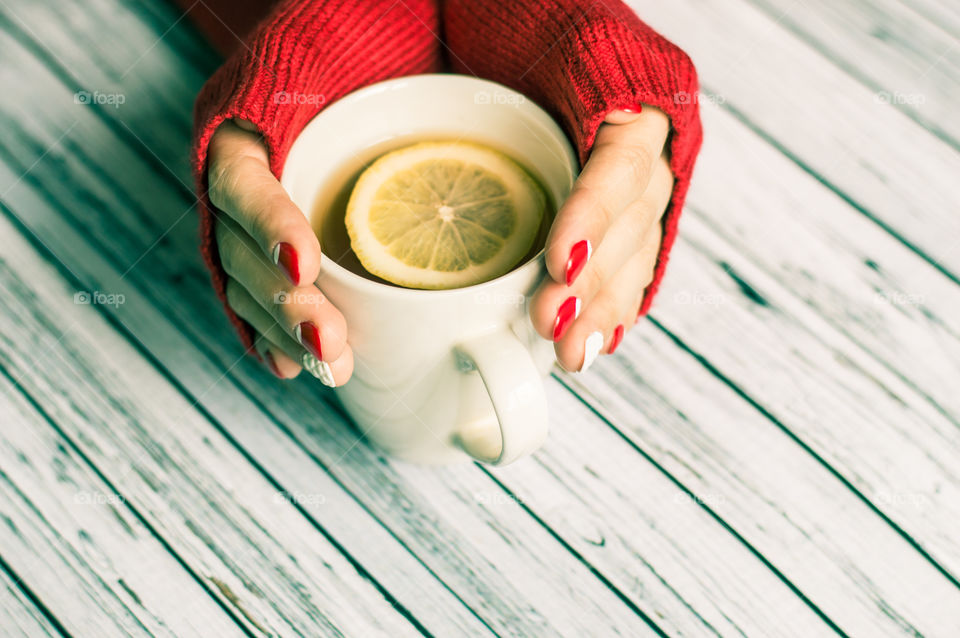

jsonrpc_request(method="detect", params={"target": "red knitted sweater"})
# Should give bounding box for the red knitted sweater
[191,0,702,351]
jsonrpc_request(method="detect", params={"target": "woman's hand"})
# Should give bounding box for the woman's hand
[207,120,354,385]
[530,107,674,372]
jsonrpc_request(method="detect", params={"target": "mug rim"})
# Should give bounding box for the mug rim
[283,73,578,299]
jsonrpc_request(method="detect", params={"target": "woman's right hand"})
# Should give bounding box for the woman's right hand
[207,119,353,386]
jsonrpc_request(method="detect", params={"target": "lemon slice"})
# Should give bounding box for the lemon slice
[345,141,546,289]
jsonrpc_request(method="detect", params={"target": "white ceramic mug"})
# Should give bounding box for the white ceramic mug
[282,74,577,465]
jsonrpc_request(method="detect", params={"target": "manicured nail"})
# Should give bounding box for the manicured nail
[294,322,323,360]
[263,350,283,378]
[623,105,643,113]
[272,242,300,286]
[301,352,336,387]
[580,331,604,372]
[565,239,591,286]
[553,296,581,342]
[608,324,624,354]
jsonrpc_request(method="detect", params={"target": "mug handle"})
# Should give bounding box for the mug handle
[453,328,549,465]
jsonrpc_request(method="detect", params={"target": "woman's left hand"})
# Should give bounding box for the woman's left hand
[530,106,674,372]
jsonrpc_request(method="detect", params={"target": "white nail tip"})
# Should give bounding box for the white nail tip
[301,352,336,387]
[580,331,604,373]
[271,243,281,265]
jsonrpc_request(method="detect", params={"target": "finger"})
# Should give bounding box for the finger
[216,215,349,363]
[633,220,663,324]
[253,332,303,379]
[207,119,321,287]
[225,277,303,357]
[226,278,304,379]
[633,220,663,322]
[554,235,660,373]
[233,118,260,133]
[544,106,670,286]
[227,278,355,386]
[529,154,674,341]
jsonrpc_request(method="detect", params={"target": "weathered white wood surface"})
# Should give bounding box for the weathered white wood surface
[0,216,425,637]
[650,102,960,578]
[897,0,960,45]
[746,0,960,147]
[685,103,960,426]
[0,568,61,638]
[562,317,960,637]
[629,0,960,280]
[0,369,245,637]
[0,0,958,635]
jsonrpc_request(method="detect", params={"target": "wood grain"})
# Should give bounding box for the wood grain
[0,0,205,178]
[563,319,960,636]
[0,370,245,637]
[263,374,832,636]
[0,213,423,637]
[643,102,960,579]
[649,216,960,574]
[745,0,960,147]
[685,104,960,427]
[656,212,960,575]
[894,0,960,43]
[0,568,62,638]
[628,0,960,280]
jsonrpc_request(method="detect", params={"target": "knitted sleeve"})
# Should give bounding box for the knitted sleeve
[192,0,442,351]
[443,0,703,317]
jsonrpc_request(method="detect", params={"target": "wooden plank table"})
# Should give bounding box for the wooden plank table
[0,0,958,635]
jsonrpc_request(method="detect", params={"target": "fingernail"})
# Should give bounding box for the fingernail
[272,242,300,286]
[263,350,283,378]
[608,324,624,354]
[295,321,323,360]
[565,239,591,286]
[301,352,336,387]
[553,296,580,342]
[580,330,604,372]
[623,105,643,113]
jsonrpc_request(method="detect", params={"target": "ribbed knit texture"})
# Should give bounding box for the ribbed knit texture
[192,0,701,350]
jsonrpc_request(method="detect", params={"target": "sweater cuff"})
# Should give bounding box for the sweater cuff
[578,9,704,317]
[443,0,703,316]
[192,0,441,352]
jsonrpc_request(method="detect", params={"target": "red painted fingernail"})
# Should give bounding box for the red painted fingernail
[565,239,591,286]
[263,350,283,377]
[272,242,300,286]
[608,324,624,354]
[622,105,643,113]
[553,296,581,342]
[295,321,323,360]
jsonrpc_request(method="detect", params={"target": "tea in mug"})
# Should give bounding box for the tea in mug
[310,137,554,289]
